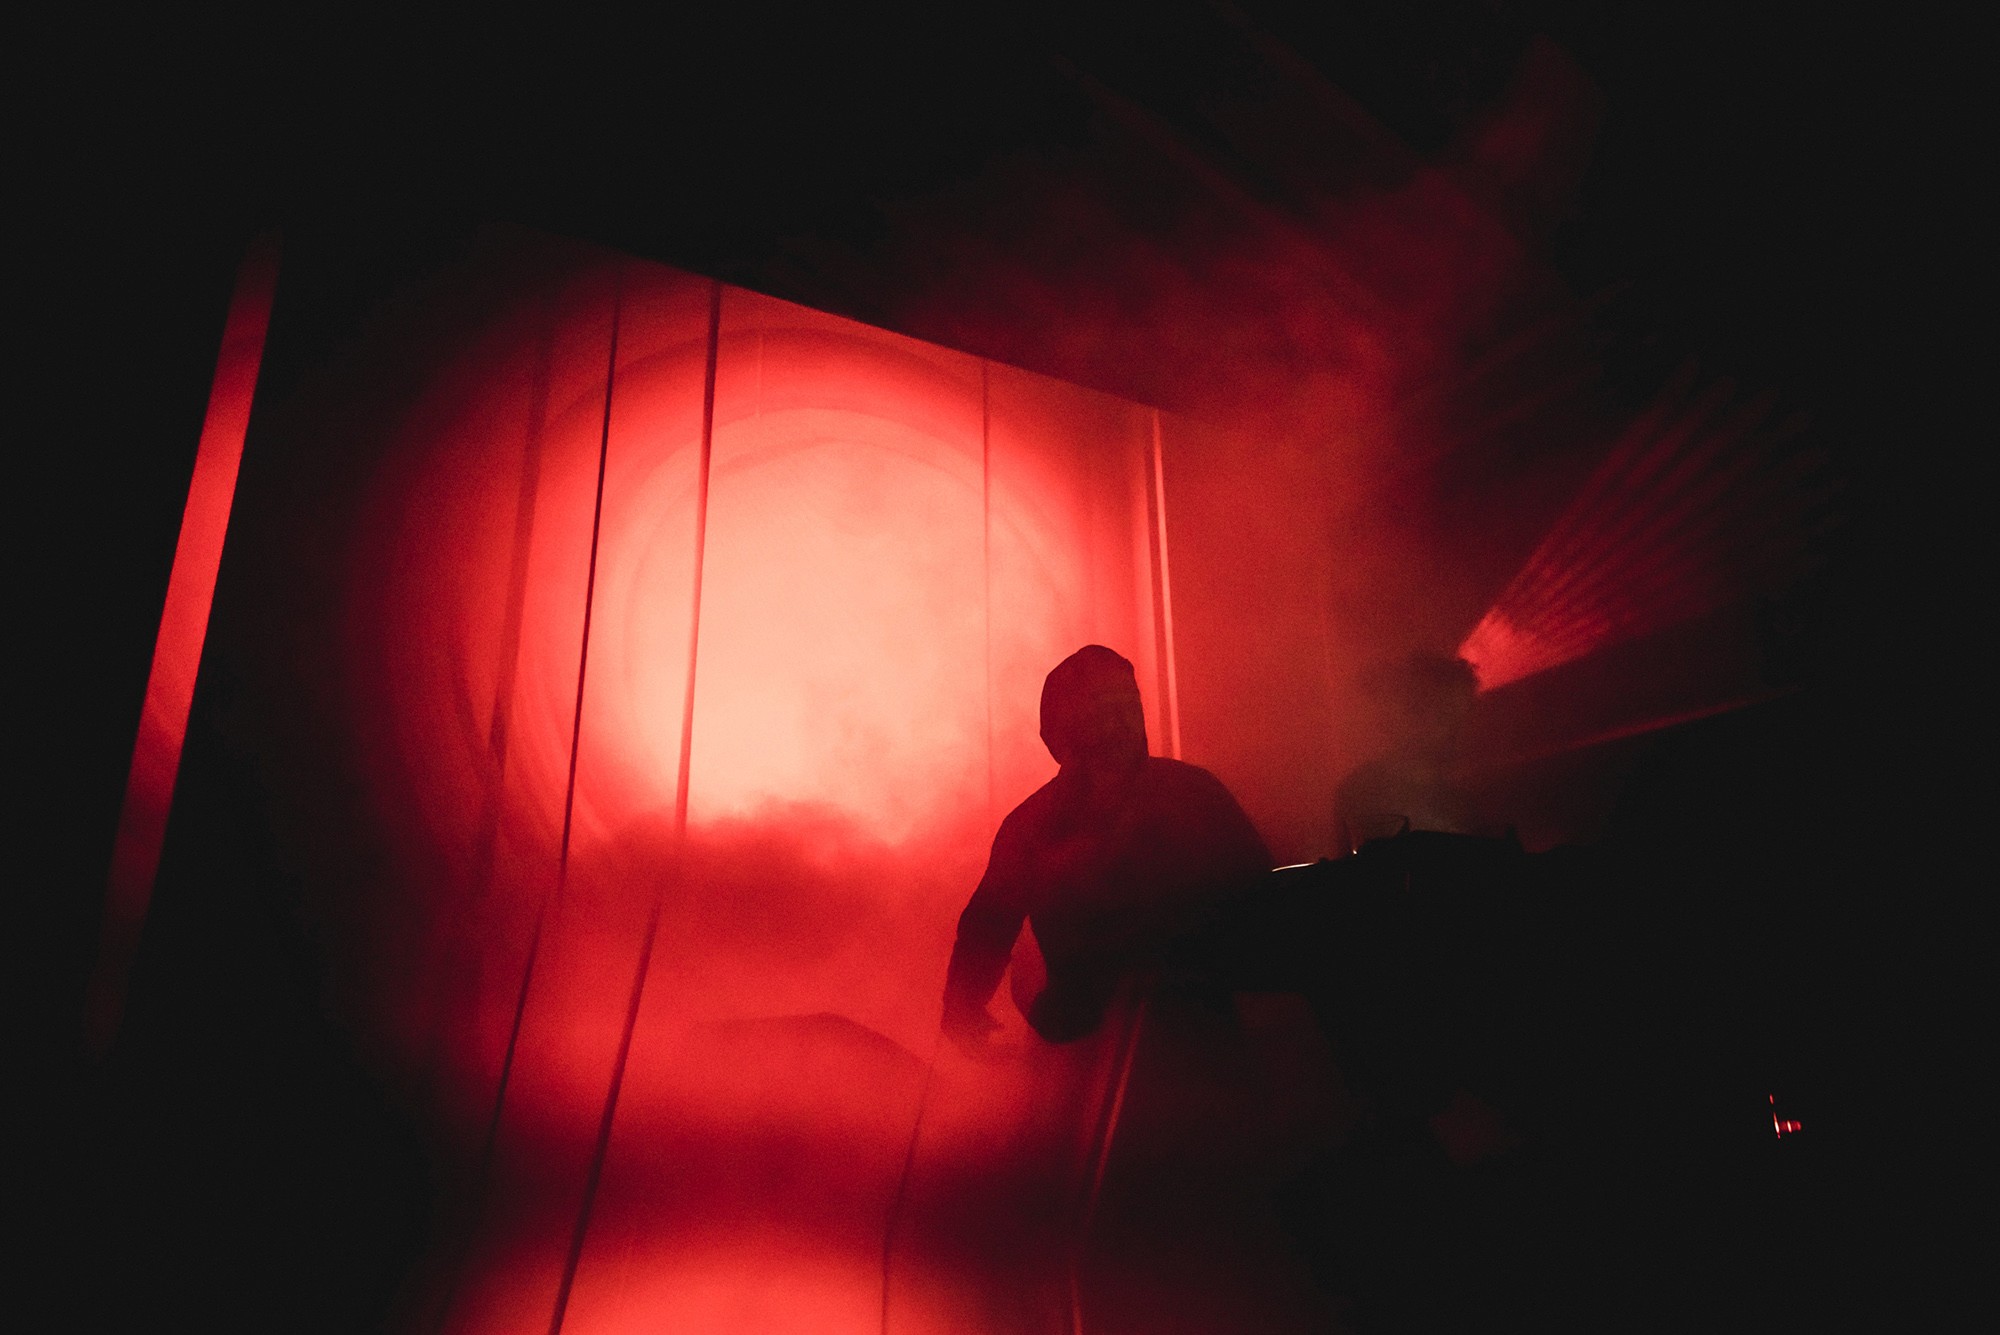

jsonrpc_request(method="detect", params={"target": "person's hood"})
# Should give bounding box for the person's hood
[1039,645,1147,766]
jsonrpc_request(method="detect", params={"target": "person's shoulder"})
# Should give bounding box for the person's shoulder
[1146,755,1220,782]
[1143,757,1270,861]
[1145,756,1239,801]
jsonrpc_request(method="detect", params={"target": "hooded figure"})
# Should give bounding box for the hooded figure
[941,646,1271,1046]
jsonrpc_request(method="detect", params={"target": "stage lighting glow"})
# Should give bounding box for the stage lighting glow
[89,236,278,1052]
[327,248,1176,1333]
[1459,372,1815,691]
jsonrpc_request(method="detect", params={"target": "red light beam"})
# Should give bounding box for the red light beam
[87,236,278,1055]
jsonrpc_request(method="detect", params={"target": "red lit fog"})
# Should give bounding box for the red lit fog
[329,246,1283,1332]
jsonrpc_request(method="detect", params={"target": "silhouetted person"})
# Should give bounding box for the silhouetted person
[941,645,1271,1049]
[1333,652,1487,854]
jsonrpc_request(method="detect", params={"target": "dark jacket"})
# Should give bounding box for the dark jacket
[943,756,1270,1041]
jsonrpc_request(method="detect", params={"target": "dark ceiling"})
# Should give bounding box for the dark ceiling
[31,0,1974,833]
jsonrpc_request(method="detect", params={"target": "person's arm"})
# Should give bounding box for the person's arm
[940,813,1034,1050]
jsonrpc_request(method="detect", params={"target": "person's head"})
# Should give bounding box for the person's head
[1391,651,1479,761]
[1040,645,1147,772]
